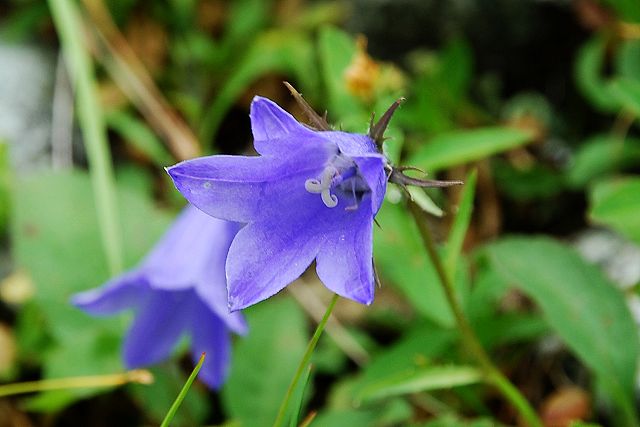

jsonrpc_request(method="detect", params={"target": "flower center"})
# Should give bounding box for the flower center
[305,155,367,209]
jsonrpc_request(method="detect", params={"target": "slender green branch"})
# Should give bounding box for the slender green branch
[407,200,543,427]
[273,293,340,427]
[48,0,123,275]
[161,353,206,427]
[0,370,152,397]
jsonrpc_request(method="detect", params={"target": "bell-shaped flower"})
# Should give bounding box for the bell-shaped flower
[167,97,388,310]
[72,206,247,389]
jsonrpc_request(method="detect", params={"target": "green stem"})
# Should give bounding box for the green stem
[272,293,340,427]
[407,201,543,427]
[160,353,206,427]
[48,0,123,275]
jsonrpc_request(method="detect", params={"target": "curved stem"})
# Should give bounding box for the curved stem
[407,201,542,427]
[272,293,340,427]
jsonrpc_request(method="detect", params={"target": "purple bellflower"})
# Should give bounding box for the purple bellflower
[72,206,247,389]
[167,97,388,310]
[167,87,461,311]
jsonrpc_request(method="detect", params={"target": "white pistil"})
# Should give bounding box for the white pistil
[305,166,339,208]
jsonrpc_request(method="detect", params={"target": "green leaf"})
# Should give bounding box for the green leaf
[317,26,363,120]
[589,177,640,245]
[223,297,308,427]
[374,202,455,327]
[357,365,482,403]
[199,29,318,144]
[616,40,640,79]
[609,78,640,117]
[106,110,174,167]
[566,135,640,188]
[484,237,639,425]
[408,127,533,173]
[600,0,640,22]
[575,35,619,113]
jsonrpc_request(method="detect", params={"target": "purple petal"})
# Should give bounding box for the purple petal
[226,218,323,310]
[144,205,238,291]
[72,272,146,315]
[351,154,388,214]
[315,199,375,305]
[189,299,230,389]
[123,289,192,368]
[167,146,334,223]
[327,131,378,157]
[250,97,317,155]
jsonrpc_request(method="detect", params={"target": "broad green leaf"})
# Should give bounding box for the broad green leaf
[589,177,640,245]
[444,169,476,281]
[484,237,639,425]
[566,135,640,188]
[223,297,307,427]
[357,365,482,403]
[374,202,454,327]
[312,399,412,427]
[575,35,619,113]
[408,127,533,173]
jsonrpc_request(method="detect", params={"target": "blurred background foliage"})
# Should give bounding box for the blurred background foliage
[1,0,640,426]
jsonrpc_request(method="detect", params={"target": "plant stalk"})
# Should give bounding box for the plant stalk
[272,293,340,427]
[407,200,543,427]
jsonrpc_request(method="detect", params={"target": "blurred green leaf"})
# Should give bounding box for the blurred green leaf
[106,110,174,167]
[418,415,502,427]
[318,26,364,121]
[589,177,640,245]
[408,127,533,173]
[312,399,412,427]
[199,29,318,144]
[600,0,640,22]
[223,297,308,427]
[374,202,455,327]
[616,40,640,79]
[567,135,640,188]
[357,365,482,403]
[493,160,564,200]
[575,35,619,113]
[484,237,639,425]
[609,78,640,117]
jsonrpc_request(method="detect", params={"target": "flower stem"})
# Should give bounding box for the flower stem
[48,0,123,275]
[160,352,206,427]
[272,293,339,427]
[0,370,153,397]
[407,201,543,427]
